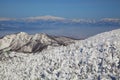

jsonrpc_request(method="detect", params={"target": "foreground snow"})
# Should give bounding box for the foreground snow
[0,29,120,80]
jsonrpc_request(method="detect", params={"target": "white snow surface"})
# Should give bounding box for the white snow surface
[0,29,120,80]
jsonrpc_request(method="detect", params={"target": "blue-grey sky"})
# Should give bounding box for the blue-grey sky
[0,0,120,19]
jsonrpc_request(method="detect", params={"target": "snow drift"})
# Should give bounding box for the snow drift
[0,29,120,80]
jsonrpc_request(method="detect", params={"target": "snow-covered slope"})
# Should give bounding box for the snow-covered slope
[0,29,120,80]
[0,32,75,53]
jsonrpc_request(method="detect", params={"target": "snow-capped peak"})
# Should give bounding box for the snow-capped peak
[24,15,66,21]
[100,18,120,23]
[0,32,75,53]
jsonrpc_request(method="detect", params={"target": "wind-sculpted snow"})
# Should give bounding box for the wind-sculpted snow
[0,29,120,80]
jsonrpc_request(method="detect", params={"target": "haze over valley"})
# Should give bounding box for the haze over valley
[0,15,120,39]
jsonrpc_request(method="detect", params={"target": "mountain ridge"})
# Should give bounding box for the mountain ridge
[0,32,75,53]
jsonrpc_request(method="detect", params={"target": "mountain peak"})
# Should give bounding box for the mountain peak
[0,32,75,53]
[24,15,66,21]
[100,18,120,22]
[17,32,28,36]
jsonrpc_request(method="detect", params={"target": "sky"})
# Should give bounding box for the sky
[0,0,120,19]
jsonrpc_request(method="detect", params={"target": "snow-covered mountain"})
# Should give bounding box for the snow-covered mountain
[23,15,66,22]
[0,29,120,80]
[0,32,75,53]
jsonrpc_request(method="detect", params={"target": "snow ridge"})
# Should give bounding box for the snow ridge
[0,29,120,80]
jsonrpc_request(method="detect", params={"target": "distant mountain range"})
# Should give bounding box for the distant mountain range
[0,15,120,31]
